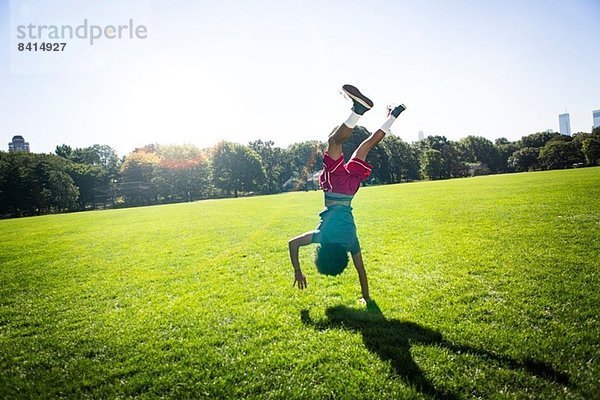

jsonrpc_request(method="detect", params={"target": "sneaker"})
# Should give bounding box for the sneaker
[342,84,373,115]
[388,104,406,118]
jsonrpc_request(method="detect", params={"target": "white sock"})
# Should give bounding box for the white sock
[343,111,361,129]
[379,115,397,135]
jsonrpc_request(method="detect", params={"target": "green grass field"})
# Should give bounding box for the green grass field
[1,168,599,399]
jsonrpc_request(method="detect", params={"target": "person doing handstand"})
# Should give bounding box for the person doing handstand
[288,84,406,302]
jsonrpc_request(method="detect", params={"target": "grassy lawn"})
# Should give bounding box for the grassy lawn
[1,167,599,399]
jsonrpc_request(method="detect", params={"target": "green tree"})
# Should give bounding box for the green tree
[0,151,24,216]
[420,149,444,180]
[120,150,160,205]
[361,132,392,184]
[211,142,266,198]
[41,169,80,213]
[419,136,466,179]
[55,144,73,159]
[581,136,600,166]
[66,162,105,209]
[508,147,540,172]
[64,144,120,183]
[458,135,500,173]
[55,144,121,208]
[494,138,520,173]
[286,140,324,190]
[382,135,420,182]
[572,132,591,147]
[152,144,210,202]
[0,152,79,217]
[249,140,292,194]
[538,139,584,169]
[520,131,560,148]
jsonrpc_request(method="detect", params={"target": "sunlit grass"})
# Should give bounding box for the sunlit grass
[1,167,599,399]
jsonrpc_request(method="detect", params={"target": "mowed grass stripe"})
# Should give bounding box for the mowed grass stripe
[0,167,598,399]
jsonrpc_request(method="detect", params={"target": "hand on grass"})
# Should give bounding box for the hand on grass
[293,270,307,290]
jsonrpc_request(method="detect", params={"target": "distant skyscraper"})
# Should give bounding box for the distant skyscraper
[593,110,600,129]
[559,113,571,136]
[8,135,30,153]
[418,131,425,141]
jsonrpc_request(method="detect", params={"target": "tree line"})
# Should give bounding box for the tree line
[1,126,599,218]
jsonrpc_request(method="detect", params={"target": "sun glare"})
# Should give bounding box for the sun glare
[117,62,242,151]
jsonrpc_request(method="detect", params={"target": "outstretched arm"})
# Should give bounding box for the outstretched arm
[352,251,371,301]
[288,232,314,290]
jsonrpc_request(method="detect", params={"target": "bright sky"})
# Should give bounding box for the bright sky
[1,0,599,156]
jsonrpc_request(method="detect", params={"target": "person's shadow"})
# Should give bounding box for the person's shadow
[301,301,569,399]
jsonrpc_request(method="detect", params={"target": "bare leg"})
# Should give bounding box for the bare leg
[351,129,386,161]
[327,124,353,161]
[327,85,374,160]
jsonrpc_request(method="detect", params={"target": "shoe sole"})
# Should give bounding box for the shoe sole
[342,84,374,109]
